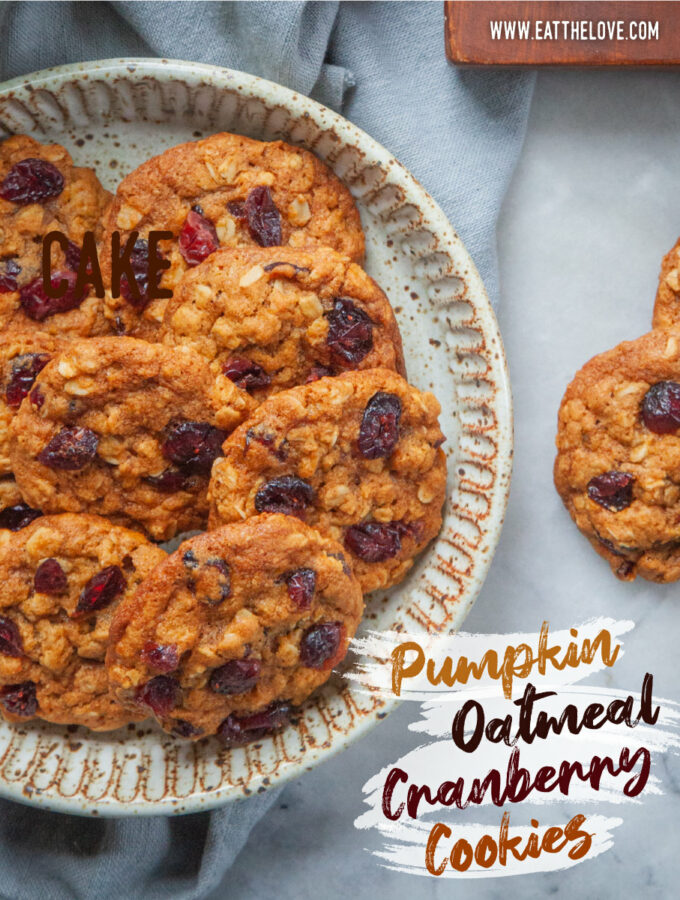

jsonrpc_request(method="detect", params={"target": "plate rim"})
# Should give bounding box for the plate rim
[0,57,513,816]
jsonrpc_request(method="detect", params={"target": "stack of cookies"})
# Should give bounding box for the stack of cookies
[555,238,680,583]
[0,133,447,743]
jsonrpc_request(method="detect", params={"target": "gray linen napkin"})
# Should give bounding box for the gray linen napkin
[0,2,534,897]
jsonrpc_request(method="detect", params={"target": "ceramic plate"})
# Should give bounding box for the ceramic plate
[0,59,512,815]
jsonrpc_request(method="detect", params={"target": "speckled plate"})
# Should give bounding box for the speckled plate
[0,59,512,816]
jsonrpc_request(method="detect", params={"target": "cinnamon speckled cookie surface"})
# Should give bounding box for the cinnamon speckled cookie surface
[107,514,363,741]
[0,513,165,730]
[209,369,447,593]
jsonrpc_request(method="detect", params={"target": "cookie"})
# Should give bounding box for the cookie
[9,337,248,540]
[652,238,680,328]
[208,369,447,593]
[106,513,363,741]
[0,476,42,533]
[0,513,165,730]
[0,135,111,336]
[160,245,406,411]
[98,132,365,337]
[0,331,68,476]
[554,327,680,582]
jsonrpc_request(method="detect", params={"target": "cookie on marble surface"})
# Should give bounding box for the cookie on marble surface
[208,369,447,593]
[161,244,405,411]
[107,513,363,742]
[0,135,112,336]
[99,132,365,338]
[0,513,165,730]
[555,327,680,581]
[9,337,248,540]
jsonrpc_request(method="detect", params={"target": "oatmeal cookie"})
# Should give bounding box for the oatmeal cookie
[0,513,165,730]
[209,369,447,593]
[9,337,248,540]
[107,513,363,741]
[0,331,68,476]
[652,237,680,329]
[161,245,405,410]
[554,327,680,581]
[0,135,111,335]
[98,132,365,338]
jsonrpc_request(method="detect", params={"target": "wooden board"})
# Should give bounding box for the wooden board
[445,1,680,66]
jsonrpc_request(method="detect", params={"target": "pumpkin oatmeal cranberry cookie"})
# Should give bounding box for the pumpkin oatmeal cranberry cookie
[9,337,248,540]
[555,327,680,582]
[0,513,165,730]
[0,331,68,476]
[160,245,405,410]
[0,135,111,336]
[99,132,365,338]
[208,369,447,593]
[107,513,363,742]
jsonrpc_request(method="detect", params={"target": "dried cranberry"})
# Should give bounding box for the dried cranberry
[182,549,198,570]
[141,642,179,673]
[0,502,42,531]
[227,200,246,221]
[245,428,287,460]
[64,240,81,272]
[358,392,402,459]
[19,271,86,321]
[144,468,195,492]
[209,658,261,695]
[73,565,126,618]
[305,365,334,384]
[299,622,345,670]
[5,353,50,408]
[286,568,316,609]
[136,675,179,717]
[34,558,67,595]
[254,476,315,517]
[262,261,311,275]
[0,681,37,717]
[587,472,634,511]
[325,298,374,367]
[0,258,20,293]
[0,616,23,657]
[172,719,202,738]
[641,381,680,434]
[344,521,404,562]
[179,208,219,266]
[245,186,282,247]
[0,158,64,205]
[37,426,99,470]
[218,701,291,746]
[222,357,271,393]
[162,422,225,475]
[120,239,162,309]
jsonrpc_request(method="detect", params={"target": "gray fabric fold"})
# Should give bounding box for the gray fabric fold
[0,3,534,897]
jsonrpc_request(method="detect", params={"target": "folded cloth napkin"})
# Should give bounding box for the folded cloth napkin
[0,2,534,898]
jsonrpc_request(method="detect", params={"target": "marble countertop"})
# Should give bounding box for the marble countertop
[216,68,680,899]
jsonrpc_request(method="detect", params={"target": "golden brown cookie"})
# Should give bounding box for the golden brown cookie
[0,513,165,730]
[98,132,365,338]
[0,331,68,476]
[555,327,680,582]
[107,513,363,741]
[9,337,248,540]
[160,245,405,412]
[209,369,447,593]
[0,135,111,336]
